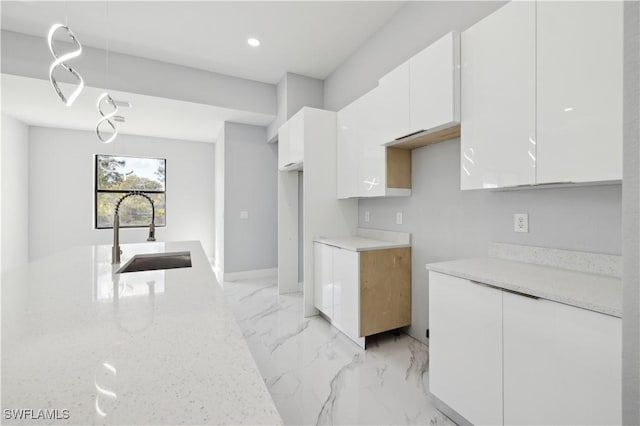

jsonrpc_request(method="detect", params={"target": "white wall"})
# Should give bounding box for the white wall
[622,0,640,423]
[324,1,506,111]
[267,72,324,141]
[1,30,276,117]
[223,122,278,274]
[324,1,623,344]
[214,126,225,282]
[1,114,29,273]
[28,126,215,261]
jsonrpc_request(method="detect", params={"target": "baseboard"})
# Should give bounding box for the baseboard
[224,267,277,282]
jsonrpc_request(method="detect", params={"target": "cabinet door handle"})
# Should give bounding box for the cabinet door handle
[395,130,424,141]
[470,280,539,300]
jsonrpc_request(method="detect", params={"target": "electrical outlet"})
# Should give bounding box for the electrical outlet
[396,212,403,225]
[364,211,370,223]
[240,211,249,220]
[514,213,529,233]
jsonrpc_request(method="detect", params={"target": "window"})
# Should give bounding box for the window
[95,155,166,229]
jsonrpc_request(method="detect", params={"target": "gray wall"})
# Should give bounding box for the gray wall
[28,126,216,261]
[324,0,624,344]
[223,122,278,273]
[1,114,29,273]
[622,1,640,423]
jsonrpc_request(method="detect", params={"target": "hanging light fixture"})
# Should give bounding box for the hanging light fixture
[47,23,84,106]
[96,93,119,144]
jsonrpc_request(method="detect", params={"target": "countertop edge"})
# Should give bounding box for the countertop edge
[426,262,622,318]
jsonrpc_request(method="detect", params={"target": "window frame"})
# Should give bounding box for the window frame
[94,154,167,230]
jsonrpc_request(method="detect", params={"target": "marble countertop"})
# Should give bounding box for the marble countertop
[314,236,410,252]
[1,241,281,425]
[426,257,622,317]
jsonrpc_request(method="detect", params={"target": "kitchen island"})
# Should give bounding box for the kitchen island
[1,241,281,425]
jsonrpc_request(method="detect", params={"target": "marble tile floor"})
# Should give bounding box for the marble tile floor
[223,275,456,426]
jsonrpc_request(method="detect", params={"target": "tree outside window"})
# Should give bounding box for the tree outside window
[95,155,166,229]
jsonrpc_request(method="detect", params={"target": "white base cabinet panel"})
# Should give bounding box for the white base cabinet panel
[503,292,622,426]
[332,247,360,341]
[429,271,622,426]
[313,242,334,318]
[429,272,503,425]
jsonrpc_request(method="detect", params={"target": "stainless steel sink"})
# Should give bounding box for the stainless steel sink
[117,251,192,273]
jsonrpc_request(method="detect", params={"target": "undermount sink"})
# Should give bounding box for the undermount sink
[117,251,192,273]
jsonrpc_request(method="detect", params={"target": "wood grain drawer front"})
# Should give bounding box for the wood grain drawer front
[359,247,411,337]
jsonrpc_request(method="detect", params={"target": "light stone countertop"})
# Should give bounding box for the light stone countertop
[426,257,622,318]
[314,236,411,252]
[1,240,282,425]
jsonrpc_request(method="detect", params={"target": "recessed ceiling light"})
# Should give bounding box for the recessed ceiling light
[247,38,260,47]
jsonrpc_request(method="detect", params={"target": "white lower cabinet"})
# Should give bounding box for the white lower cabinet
[314,242,412,348]
[429,272,503,426]
[429,271,621,426]
[503,292,621,426]
[313,242,334,318]
[331,247,360,340]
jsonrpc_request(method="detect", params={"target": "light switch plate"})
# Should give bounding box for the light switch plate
[514,213,529,233]
[364,211,370,223]
[240,211,249,220]
[396,212,403,225]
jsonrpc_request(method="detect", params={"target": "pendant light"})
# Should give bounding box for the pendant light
[47,4,84,106]
[96,1,118,144]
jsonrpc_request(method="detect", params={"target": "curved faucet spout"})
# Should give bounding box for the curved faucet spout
[112,191,157,264]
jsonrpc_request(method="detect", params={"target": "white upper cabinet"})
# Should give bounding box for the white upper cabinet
[357,88,387,197]
[288,109,305,166]
[278,111,305,171]
[278,120,291,170]
[377,61,411,144]
[337,97,362,199]
[460,1,536,190]
[536,1,623,184]
[409,32,460,134]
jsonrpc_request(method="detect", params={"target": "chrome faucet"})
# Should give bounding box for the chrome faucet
[112,191,156,264]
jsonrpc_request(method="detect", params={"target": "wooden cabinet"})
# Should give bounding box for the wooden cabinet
[314,243,411,348]
[503,292,621,425]
[460,0,536,190]
[536,1,623,184]
[429,271,622,425]
[460,0,623,189]
[429,272,503,425]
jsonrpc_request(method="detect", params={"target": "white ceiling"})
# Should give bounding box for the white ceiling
[1,1,405,84]
[1,74,273,142]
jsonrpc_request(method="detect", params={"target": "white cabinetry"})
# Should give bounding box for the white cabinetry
[429,272,503,425]
[409,32,460,135]
[377,62,410,144]
[336,91,411,199]
[278,109,305,171]
[461,1,623,189]
[313,242,334,318]
[503,292,621,426]
[429,271,622,425]
[536,1,623,184]
[313,242,363,346]
[460,0,536,190]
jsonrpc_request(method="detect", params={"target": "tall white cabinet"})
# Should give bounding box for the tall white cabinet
[460,0,536,190]
[461,0,623,190]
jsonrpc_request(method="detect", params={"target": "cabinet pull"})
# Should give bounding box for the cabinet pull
[395,130,424,140]
[470,280,539,300]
